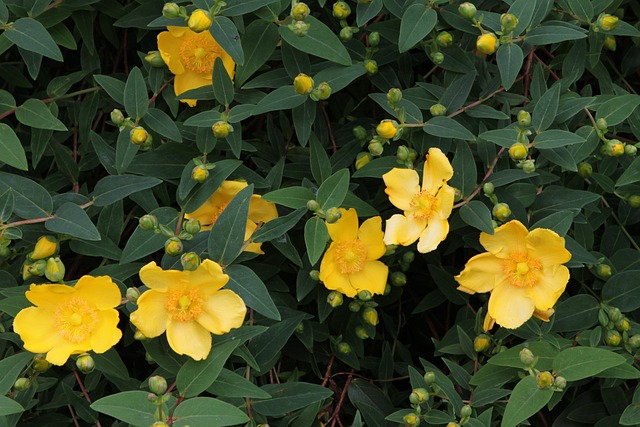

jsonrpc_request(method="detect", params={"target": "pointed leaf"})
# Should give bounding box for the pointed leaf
[46,202,100,241]
[0,123,28,170]
[209,16,244,65]
[208,184,252,266]
[226,264,280,320]
[398,5,437,53]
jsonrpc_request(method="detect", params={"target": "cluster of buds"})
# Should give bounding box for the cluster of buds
[482,183,511,223]
[599,304,636,349]
[293,73,332,101]
[428,30,453,65]
[138,214,201,257]
[519,348,567,391]
[288,2,311,36]
[306,200,343,226]
[110,109,154,150]
[22,236,66,282]
[595,118,639,157]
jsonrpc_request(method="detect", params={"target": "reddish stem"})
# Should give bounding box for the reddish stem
[329,371,353,427]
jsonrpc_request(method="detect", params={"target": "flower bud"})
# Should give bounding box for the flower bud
[45,257,65,282]
[355,152,371,170]
[145,51,165,68]
[430,52,445,64]
[387,88,402,105]
[476,33,499,55]
[212,121,233,138]
[536,371,553,389]
[130,126,149,145]
[598,14,619,31]
[609,307,623,322]
[76,353,95,374]
[603,35,617,51]
[0,244,10,258]
[436,32,453,47]
[483,182,495,195]
[355,326,369,339]
[615,318,630,332]
[327,291,344,308]
[626,145,637,156]
[339,27,353,42]
[192,165,209,183]
[500,13,518,32]
[446,423,459,427]
[473,334,491,352]
[152,423,168,427]
[522,159,536,173]
[110,109,125,126]
[403,413,420,427]
[629,334,640,348]
[306,200,320,212]
[164,237,183,256]
[628,195,640,208]
[605,329,621,346]
[509,143,528,161]
[402,251,415,264]
[458,2,477,19]
[362,307,379,326]
[14,378,31,391]
[353,125,367,140]
[376,120,398,139]
[134,330,149,341]
[553,375,567,390]
[333,1,351,19]
[492,203,511,221]
[325,207,342,224]
[364,59,378,75]
[309,270,320,281]
[310,82,332,101]
[358,290,373,301]
[162,2,180,19]
[368,31,380,47]
[578,162,592,178]
[188,9,212,33]
[596,263,612,279]
[291,2,310,20]
[183,218,201,235]
[348,301,362,312]
[31,236,58,260]
[409,388,429,405]
[181,252,201,270]
[519,348,535,367]
[32,355,50,373]
[368,141,384,156]
[391,271,407,287]
[430,103,447,116]
[28,259,47,276]
[293,73,314,95]
[149,375,168,395]
[22,262,34,281]
[337,341,352,354]
[461,404,473,418]
[595,118,608,131]
[126,287,140,303]
[289,20,311,37]
[139,214,158,230]
[517,110,531,127]
[606,139,625,156]
[423,371,436,385]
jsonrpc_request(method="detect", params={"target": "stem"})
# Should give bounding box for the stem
[1,200,94,231]
[321,354,335,387]
[453,147,506,209]
[329,371,353,427]
[600,196,640,252]
[73,370,103,427]
[0,87,101,121]
[448,77,523,119]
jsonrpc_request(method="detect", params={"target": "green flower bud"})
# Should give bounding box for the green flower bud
[355,152,371,170]
[402,251,415,264]
[423,371,436,385]
[517,110,531,127]
[337,341,352,354]
[327,291,344,308]
[145,51,165,68]
[139,214,158,230]
[458,2,477,19]
[536,371,553,389]
[578,162,592,178]
[349,301,362,312]
[500,13,518,32]
[553,375,567,390]
[149,375,168,395]
[355,326,369,339]
[609,307,623,322]
[628,334,640,348]
[625,145,637,156]
[134,330,149,341]
[436,32,453,47]
[183,218,201,235]
[357,290,373,301]
[309,270,320,281]
[364,59,378,75]
[295,322,304,333]
[353,125,367,140]
[110,109,125,126]
[522,159,536,173]
[362,307,379,326]
[162,2,181,19]
[596,118,608,131]
[460,404,473,418]
[14,378,31,391]
[473,334,491,352]
[403,413,420,427]
[409,388,429,405]
[603,35,617,51]
[391,271,407,287]
[519,347,535,367]
[368,141,384,156]
[628,195,640,208]
[289,20,311,37]
[180,252,201,270]
[28,259,47,276]
[164,237,183,256]
[294,73,314,95]
[212,121,233,139]
[430,103,447,116]
[606,139,625,156]
[45,257,65,282]
[368,31,380,47]
[310,82,332,101]
[291,2,310,20]
[483,182,495,195]
[387,88,403,105]
[615,318,630,332]
[325,207,342,224]
[339,27,353,42]
[430,52,444,64]
[333,1,351,19]
[597,263,612,279]
[145,352,155,363]
[492,203,511,221]
[126,287,140,303]
[32,355,50,373]
[76,353,95,374]
[605,329,621,346]
[307,200,320,212]
[509,143,528,161]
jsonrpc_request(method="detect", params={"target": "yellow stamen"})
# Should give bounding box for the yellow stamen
[502,252,542,288]
[54,297,99,343]
[165,288,204,322]
[409,190,436,220]
[333,240,367,274]
[179,34,220,74]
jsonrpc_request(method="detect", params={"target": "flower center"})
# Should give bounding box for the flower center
[503,252,542,288]
[410,190,436,220]
[165,288,204,322]
[333,240,367,274]
[210,203,228,226]
[179,34,220,74]
[53,297,99,343]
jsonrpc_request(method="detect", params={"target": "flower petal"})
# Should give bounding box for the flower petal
[479,220,528,258]
[174,70,211,101]
[166,321,212,360]
[488,282,534,329]
[320,254,358,297]
[382,168,420,211]
[73,276,121,310]
[198,289,247,334]
[454,252,504,294]
[249,195,278,224]
[244,221,264,254]
[157,30,185,75]
[186,259,229,295]
[435,185,456,219]
[384,214,426,246]
[139,262,183,292]
[91,309,122,354]
[24,284,74,309]
[348,260,389,296]
[327,208,358,242]
[13,307,61,354]
[46,341,86,366]
[421,148,453,193]
[417,217,449,253]
[526,228,572,267]
[528,265,570,311]
[130,290,170,338]
[358,216,386,260]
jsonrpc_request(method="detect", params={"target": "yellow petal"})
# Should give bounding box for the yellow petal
[139,262,182,292]
[327,208,358,242]
[130,290,170,338]
[526,228,572,267]
[488,282,534,329]
[249,195,279,224]
[383,214,426,246]
[528,265,569,312]
[166,321,212,360]
[91,309,123,354]
[454,252,504,294]
[24,284,74,309]
[220,50,236,81]
[320,255,358,298]
[348,260,389,296]
[157,30,185,75]
[417,217,449,253]
[186,259,229,295]
[382,168,420,211]
[483,312,496,332]
[13,307,61,354]
[533,308,554,322]
[174,69,211,101]
[358,216,386,260]
[435,185,456,219]
[73,276,121,310]
[421,148,453,193]
[46,341,86,366]
[479,220,528,259]
[198,289,247,334]
[244,220,264,254]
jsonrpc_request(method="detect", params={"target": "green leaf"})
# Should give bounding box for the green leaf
[502,376,554,427]
[115,128,139,174]
[226,264,281,320]
[530,210,574,236]
[602,270,640,311]
[508,0,536,35]
[235,20,279,86]
[621,403,640,425]
[143,108,182,142]
[207,368,271,398]
[0,352,33,395]
[252,207,306,243]
[90,391,156,426]
[310,134,332,184]
[0,188,13,222]
[440,71,476,113]
[533,130,586,148]
[524,25,587,45]
[253,86,307,115]
[459,201,494,234]
[4,17,62,61]
[252,382,333,417]
[352,156,400,178]
[553,346,626,381]
[479,128,519,148]
[595,94,640,126]
[597,362,640,380]
[248,310,306,368]
[398,5,437,53]
[0,172,52,219]
[177,339,241,397]
[181,159,242,212]
[551,294,599,332]
[568,0,594,21]
[0,123,28,170]
[15,98,67,131]
[304,216,329,265]
[123,67,148,120]
[355,0,383,26]
[292,100,315,146]
[208,184,252,266]
[0,396,24,417]
[317,169,350,211]
[263,186,316,209]
[221,0,280,16]
[213,57,234,105]
[45,202,100,241]
[533,83,561,133]
[450,140,476,198]
[488,342,558,371]
[278,16,351,66]
[314,64,367,93]
[172,397,249,427]
[423,117,475,140]
[92,175,162,207]
[617,156,640,187]
[94,75,125,105]
[497,43,523,91]
[209,16,244,65]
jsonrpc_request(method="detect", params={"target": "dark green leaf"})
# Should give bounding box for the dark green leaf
[143,108,182,142]
[305,216,328,265]
[317,169,350,211]
[123,67,148,120]
[252,207,306,243]
[0,172,52,218]
[502,376,554,427]
[208,184,253,266]
[0,123,28,170]
[5,17,62,60]
[172,397,249,427]
[225,264,280,320]
[253,86,307,114]
[15,98,67,131]
[212,57,234,105]
[398,5,437,53]
[423,117,476,140]
[553,346,625,380]
[497,43,523,91]
[278,16,351,66]
[252,383,333,417]
[459,201,494,234]
[90,391,156,426]
[45,202,100,241]
[93,175,162,207]
[209,16,244,65]
[595,94,640,126]
[177,340,240,397]
[263,186,315,209]
[235,20,279,86]
[524,25,587,45]
[602,270,640,311]
[533,83,561,133]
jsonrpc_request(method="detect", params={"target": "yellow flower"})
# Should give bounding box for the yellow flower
[376,120,398,139]
[476,33,498,55]
[130,260,246,360]
[184,181,278,254]
[293,73,314,95]
[31,236,58,260]
[12,276,122,365]
[157,26,235,107]
[382,147,456,253]
[455,220,571,329]
[319,208,388,298]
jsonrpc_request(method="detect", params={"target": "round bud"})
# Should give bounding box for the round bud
[181,252,201,270]
[164,237,183,256]
[348,301,362,312]
[598,14,619,31]
[628,195,640,208]
[14,378,31,392]
[291,2,310,20]
[460,404,473,418]
[152,423,168,427]
[149,376,168,395]
[609,307,623,323]
[615,318,630,332]
[110,109,125,126]
[597,263,612,279]
[536,371,554,389]
[327,291,344,308]
[145,51,165,68]
[509,143,528,161]
[289,20,311,36]
[337,341,352,354]
[430,103,447,116]
[446,423,460,427]
[578,162,592,178]
[309,270,320,281]
[368,141,384,156]
[162,2,181,19]
[188,9,212,33]
[458,2,477,19]
[410,388,429,405]
[355,326,369,339]
[130,127,149,145]
[625,145,637,156]
[32,236,59,260]
[517,110,532,127]
[183,218,201,235]
[596,118,608,131]
[628,334,640,348]
[473,334,491,352]
[294,73,314,95]
[339,27,353,42]
[391,271,407,287]
[306,200,320,212]
[476,33,499,55]
[358,290,373,301]
[139,214,158,230]
[192,165,209,183]
[403,413,420,427]
[368,31,380,47]
[605,329,621,346]
[134,330,148,341]
[325,207,342,224]
[333,1,351,19]
[313,82,332,101]
[32,355,51,373]
[522,159,536,173]
[353,125,367,140]
[436,32,453,47]
[603,35,617,51]
[553,375,567,390]
[126,287,140,303]
[483,182,495,195]
[145,352,155,363]
[355,152,372,170]
[76,353,95,374]
[28,259,47,276]
[212,121,232,139]
[376,120,398,139]
[387,88,403,105]
[364,59,378,75]
[500,13,518,32]
[607,140,625,156]
[519,348,535,366]
[45,257,65,282]
[362,307,379,326]
[430,52,445,64]
[492,203,511,221]
[423,371,436,385]
[402,251,415,264]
